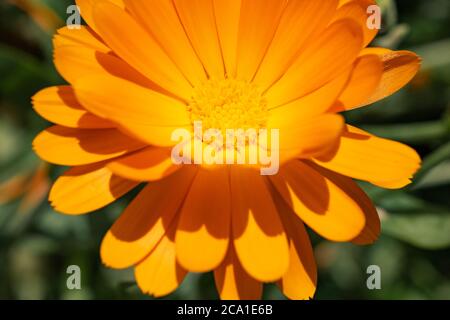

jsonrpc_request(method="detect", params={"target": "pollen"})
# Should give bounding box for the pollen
[188,78,268,133]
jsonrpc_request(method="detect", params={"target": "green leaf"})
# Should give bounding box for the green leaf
[361,120,450,145]
[375,24,410,49]
[413,141,450,184]
[0,118,25,166]
[382,212,450,250]
[412,38,450,70]
[376,191,436,212]
[378,0,398,30]
[413,161,450,189]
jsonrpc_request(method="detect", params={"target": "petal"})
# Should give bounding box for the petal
[330,54,383,112]
[254,0,338,89]
[272,191,317,300]
[106,147,180,182]
[268,69,350,117]
[17,163,50,215]
[214,245,262,300]
[235,0,288,80]
[92,1,192,100]
[231,167,289,282]
[33,126,145,166]
[173,0,224,78]
[135,219,187,298]
[314,125,421,189]
[53,25,108,51]
[359,48,421,107]
[49,164,138,215]
[333,0,378,47]
[54,45,155,88]
[176,168,231,272]
[101,167,197,268]
[53,18,164,93]
[75,0,98,31]
[274,114,345,162]
[0,174,27,204]
[75,0,125,33]
[32,86,114,129]
[124,0,206,85]
[265,19,363,107]
[310,163,380,245]
[74,74,191,147]
[270,160,366,242]
[213,0,242,78]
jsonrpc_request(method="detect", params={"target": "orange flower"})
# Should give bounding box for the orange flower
[32,0,421,299]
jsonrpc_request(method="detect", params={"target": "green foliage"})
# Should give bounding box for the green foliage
[383,212,450,250]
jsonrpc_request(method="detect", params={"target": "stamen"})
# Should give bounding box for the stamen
[188,78,268,134]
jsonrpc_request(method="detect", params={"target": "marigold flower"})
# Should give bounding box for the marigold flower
[32,0,421,299]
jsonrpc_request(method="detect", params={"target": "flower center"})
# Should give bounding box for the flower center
[188,78,268,133]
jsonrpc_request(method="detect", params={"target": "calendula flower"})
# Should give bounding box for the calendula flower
[32,0,421,299]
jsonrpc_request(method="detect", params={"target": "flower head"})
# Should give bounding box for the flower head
[32,0,421,299]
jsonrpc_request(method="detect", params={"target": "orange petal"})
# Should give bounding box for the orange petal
[92,1,192,100]
[213,0,242,78]
[265,18,363,107]
[54,45,155,88]
[54,24,156,92]
[106,147,180,182]
[0,174,28,204]
[310,163,380,245]
[235,0,288,80]
[330,54,383,112]
[11,0,62,32]
[214,245,262,300]
[124,0,206,86]
[33,126,145,166]
[254,0,338,89]
[32,86,114,129]
[272,191,317,300]
[176,168,231,272]
[275,114,345,162]
[270,160,366,242]
[173,0,224,78]
[101,167,196,269]
[49,164,138,215]
[75,0,124,33]
[135,219,187,298]
[359,48,421,107]
[268,69,350,118]
[75,0,98,31]
[315,125,421,189]
[74,74,191,147]
[53,25,108,51]
[332,0,378,47]
[338,0,374,8]
[231,167,289,282]
[18,163,51,215]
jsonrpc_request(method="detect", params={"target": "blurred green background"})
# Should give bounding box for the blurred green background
[0,0,449,300]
